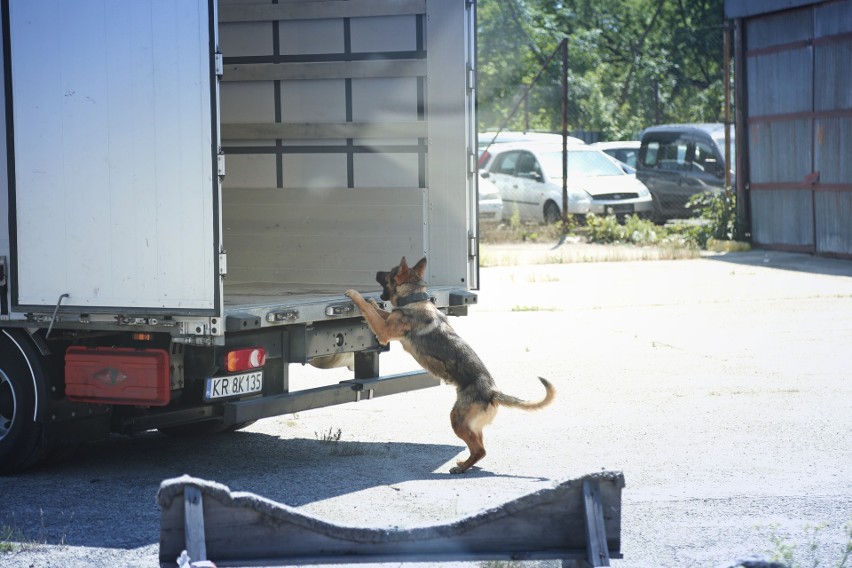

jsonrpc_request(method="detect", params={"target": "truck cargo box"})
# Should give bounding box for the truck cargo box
[0,0,477,473]
[1,0,477,333]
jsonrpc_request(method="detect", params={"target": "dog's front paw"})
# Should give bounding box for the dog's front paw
[344,289,362,301]
[449,465,467,474]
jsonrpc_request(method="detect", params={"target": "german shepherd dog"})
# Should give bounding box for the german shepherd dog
[345,257,555,473]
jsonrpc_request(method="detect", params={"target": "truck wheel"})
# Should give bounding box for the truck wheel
[0,334,46,474]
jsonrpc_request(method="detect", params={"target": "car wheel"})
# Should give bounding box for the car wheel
[651,196,667,225]
[0,332,47,474]
[543,201,562,224]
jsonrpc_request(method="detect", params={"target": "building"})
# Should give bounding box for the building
[726,0,852,257]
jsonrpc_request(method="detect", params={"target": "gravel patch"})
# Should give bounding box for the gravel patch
[2,247,851,567]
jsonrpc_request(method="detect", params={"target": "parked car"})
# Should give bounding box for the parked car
[636,123,735,221]
[478,131,584,170]
[590,140,640,171]
[480,142,653,224]
[478,172,503,222]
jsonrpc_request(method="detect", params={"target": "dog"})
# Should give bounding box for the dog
[345,256,555,473]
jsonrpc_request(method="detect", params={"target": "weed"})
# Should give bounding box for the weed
[0,522,48,554]
[585,214,664,246]
[315,427,343,443]
[686,190,738,246]
[0,525,18,553]
[314,427,376,457]
[754,522,852,568]
[481,216,565,245]
[526,273,559,283]
[483,192,746,253]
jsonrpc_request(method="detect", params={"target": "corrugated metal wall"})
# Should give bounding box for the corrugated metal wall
[743,0,852,257]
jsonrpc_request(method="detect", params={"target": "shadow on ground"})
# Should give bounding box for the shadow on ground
[0,430,464,550]
[705,249,852,277]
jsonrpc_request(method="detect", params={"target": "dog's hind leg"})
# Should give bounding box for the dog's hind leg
[449,428,485,474]
[449,403,495,474]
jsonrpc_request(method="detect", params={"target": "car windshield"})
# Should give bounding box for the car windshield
[539,150,623,179]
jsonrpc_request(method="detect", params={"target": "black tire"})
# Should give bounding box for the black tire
[543,201,562,225]
[650,196,667,225]
[0,332,47,474]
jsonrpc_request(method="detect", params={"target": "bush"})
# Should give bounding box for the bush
[687,190,737,247]
[586,214,660,246]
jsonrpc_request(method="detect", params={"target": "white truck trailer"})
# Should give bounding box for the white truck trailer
[0,0,478,473]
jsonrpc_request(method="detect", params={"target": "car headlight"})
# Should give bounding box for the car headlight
[631,179,651,197]
[577,191,593,202]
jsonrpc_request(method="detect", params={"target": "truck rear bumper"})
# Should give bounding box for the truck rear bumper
[224,371,440,424]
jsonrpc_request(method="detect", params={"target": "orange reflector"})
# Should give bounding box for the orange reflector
[226,347,266,373]
[132,333,152,341]
[65,347,170,406]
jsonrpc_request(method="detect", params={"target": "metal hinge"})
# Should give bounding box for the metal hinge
[214,51,224,78]
[468,231,477,259]
[468,151,477,175]
[217,151,226,177]
[466,64,476,92]
[219,251,227,276]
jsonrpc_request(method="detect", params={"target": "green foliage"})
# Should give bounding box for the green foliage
[477,0,726,138]
[0,526,16,553]
[504,204,571,243]
[686,190,737,247]
[585,214,661,245]
[759,522,852,568]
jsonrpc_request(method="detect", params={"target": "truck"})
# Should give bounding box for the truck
[0,0,478,474]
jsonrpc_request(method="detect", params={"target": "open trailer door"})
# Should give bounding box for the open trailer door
[4,0,222,315]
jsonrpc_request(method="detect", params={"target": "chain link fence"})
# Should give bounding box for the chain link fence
[477,10,733,225]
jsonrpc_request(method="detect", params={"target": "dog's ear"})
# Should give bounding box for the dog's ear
[395,257,410,283]
[412,257,427,279]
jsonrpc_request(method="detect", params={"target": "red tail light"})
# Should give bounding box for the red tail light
[225,348,266,373]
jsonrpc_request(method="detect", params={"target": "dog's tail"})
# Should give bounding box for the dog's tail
[493,377,555,411]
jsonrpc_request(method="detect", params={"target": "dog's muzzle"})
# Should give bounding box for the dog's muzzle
[375,271,392,301]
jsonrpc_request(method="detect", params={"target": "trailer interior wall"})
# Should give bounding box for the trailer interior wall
[739,0,852,257]
[218,0,476,292]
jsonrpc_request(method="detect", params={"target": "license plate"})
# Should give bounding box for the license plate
[205,371,263,401]
[607,204,634,215]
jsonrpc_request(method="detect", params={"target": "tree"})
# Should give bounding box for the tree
[477,0,726,140]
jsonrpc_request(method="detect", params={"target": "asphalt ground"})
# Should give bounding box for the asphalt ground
[1,246,851,567]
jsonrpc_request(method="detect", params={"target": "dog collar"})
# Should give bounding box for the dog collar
[396,292,432,307]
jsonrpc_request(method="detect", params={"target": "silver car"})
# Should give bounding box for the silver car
[481,142,653,223]
[477,172,503,222]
